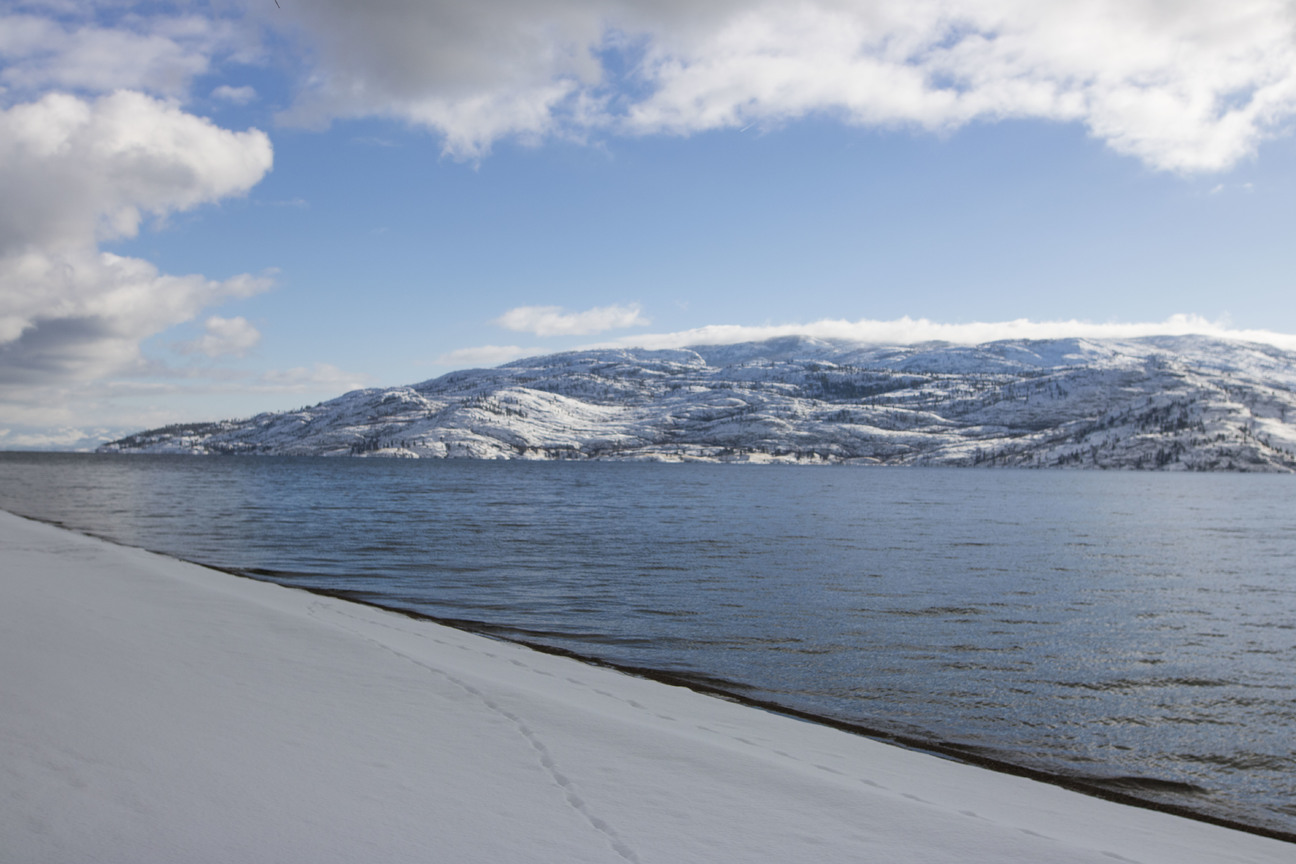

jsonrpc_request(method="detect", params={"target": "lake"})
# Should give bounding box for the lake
[1,453,1292,836]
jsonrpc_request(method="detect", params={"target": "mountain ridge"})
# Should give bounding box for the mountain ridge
[99,335,1296,471]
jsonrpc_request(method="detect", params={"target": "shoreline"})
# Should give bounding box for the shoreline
[3,508,1292,862]
[15,508,1295,844]
[246,580,1296,845]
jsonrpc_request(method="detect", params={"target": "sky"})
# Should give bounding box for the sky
[2,1,1296,449]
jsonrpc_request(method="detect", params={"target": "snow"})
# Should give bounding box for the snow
[99,335,1296,470]
[2,509,1291,863]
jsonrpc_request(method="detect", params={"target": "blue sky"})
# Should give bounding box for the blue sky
[2,1,1296,448]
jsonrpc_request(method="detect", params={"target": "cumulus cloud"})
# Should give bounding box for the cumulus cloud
[259,0,1296,171]
[265,0,612,157]
[437,345,535,367]
[0,10,241,99]
[494,303,649,336]
[6,3,1295,170]
[592,314,1296,352]
[10,2,1292,171]
[211,84,256,105]
[0,252,271,386]
[182,316,262,358]
[0,90,274,388]
[257,363,372,393]
[0,90,272,254]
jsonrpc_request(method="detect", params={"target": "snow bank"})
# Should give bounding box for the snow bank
[1,510,1289,863]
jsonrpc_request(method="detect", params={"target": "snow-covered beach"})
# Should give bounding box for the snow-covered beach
[2,509,1289,863]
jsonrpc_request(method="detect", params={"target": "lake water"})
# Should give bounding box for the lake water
[1,453,1293,836]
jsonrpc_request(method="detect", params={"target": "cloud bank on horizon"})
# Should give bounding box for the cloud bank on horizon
[2,1,1296,446]
[595,314,1296,353]
[444,313,1296,372]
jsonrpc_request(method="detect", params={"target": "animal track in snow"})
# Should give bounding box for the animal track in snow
[307,603,641,862]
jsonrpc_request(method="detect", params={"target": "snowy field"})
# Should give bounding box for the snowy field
[2,509,1290,863]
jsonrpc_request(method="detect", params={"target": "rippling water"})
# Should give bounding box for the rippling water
[1,453,1293,835]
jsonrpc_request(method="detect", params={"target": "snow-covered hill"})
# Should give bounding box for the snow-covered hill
[99,335,1296,470]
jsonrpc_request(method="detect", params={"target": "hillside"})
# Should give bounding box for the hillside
[99,335,1296,470]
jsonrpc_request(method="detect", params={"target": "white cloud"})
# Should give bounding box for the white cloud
[494,303,649,336]
[8,3,1294,171]
[259,0,1296,171]
[592,314,1296,352]
[182,316,263,358]
[0,90,274,389]
[0,425,125,451]
[0,250,272,387]
[0,11,240,99]
[257,363,372,393]
[212,84,256,105]
[437,345,535,367]
[628,0,1296,172]
[0,356,373,447]
[6,3,1295,171]
[265,0,609,158]
[430,315,1296,372]
[0,90,272,254]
